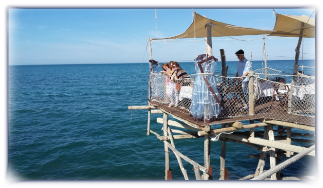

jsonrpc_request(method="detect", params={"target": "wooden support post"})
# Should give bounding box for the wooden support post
[219,124,226,180]
[250,120,255,137]
[220,49,227,77]
[268,125,277,180]
[209,166,213,180]
[286,127,292,157]
[205,19,213,57]
[203,135,211,180]
[147,108,151,135]
[163,113,170,180]
[167,127,189,180]
[225,169,229,180]
[166,170,172,180]
[194,165,202,180]
[248,71,255,116]
[255,126,268,177]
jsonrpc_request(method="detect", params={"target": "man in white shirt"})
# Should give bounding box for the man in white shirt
[235,49,251,110]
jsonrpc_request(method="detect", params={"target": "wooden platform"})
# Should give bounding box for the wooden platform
[149,100,315,128]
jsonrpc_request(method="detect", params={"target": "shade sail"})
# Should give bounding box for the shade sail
[269,13,315,38]
[152,12,272,40]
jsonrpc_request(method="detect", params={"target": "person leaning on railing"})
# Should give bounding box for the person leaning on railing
[170,61,191,109]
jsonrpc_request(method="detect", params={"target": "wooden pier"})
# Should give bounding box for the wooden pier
[129,11,315,180]
[129,101,315,180]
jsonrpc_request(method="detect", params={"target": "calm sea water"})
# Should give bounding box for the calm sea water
[8,60,315,180]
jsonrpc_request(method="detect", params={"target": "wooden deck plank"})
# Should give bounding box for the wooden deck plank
[149,100,315,127]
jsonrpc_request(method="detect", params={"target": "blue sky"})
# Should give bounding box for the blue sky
[8,7,316,65]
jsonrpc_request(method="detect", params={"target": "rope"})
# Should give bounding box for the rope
[129,41,149,122]
[251,145,315,180]
[210,131,233,142]
[307,10,315,24]
[211,27,263,41]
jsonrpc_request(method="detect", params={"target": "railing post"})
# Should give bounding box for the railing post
[248,71,255,116]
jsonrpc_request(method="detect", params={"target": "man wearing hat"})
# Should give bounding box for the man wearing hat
[235,49,251,110]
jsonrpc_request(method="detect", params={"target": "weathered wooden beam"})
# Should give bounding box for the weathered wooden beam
[149,130,168,141]
[219,124,226,180]
[203,135,211,180]
[194,165,202,180]
[220,134,315,156]
[157,118,200,131]
[232,122,243,129]
[170,129,198,136]
[151,109,163,113]
[222,138,263,151]
[268,125,277,180]
[168,127,189,180]
[275,137,314,143]
[165,142,207,172]
[163,113,170,180]
[250,120,255,137]
[198,122,268,136]
[282,176,315,180]
[264,120,315,132]
[128,106,157,110]
[173,135,200,139]
[254,126,268,177]
[147,109,151,135]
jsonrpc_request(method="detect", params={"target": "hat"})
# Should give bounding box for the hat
[235,49,244,55]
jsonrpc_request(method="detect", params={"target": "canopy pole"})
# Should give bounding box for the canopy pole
[204,16,213,57]
[293,22,305,79]
[147,37,153,135]
[289,23,304,114]
[262,35,268,80]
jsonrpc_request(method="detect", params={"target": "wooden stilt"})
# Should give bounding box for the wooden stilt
[166,169,172,180]
[163,113,170,180]
[167,127,189,180]
[250,120,255,137]
[254,126,269,177]
[209,166,213,180]
[286,127,292,157]
[219,124,226,180]
[194,165,202,180]
[225,169,229,180]
[147,109,151,135]
[203,135,211,180]
[268,125,277,180]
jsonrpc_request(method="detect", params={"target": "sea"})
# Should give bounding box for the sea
[8,60,316,181]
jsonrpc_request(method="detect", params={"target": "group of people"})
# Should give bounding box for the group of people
[159,49,251,111]
[160,61,191,109]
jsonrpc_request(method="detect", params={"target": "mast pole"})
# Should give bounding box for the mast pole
[263,35,268,80]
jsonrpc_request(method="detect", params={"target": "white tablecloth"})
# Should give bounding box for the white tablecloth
[292,84,315,99]
[179,86,193,100]
[257,80,275,97]
[257,80,315,100]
